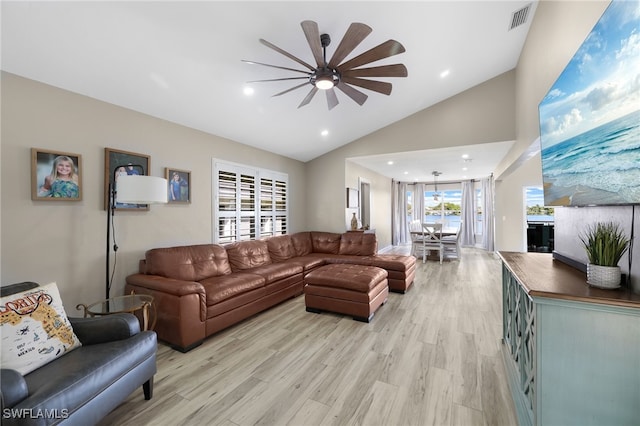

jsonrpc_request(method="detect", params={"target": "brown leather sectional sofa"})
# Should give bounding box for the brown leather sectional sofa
[125,231,416,352]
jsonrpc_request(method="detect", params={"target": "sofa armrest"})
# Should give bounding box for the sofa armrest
[69,313,140,345]
[126,274,207,350]
[1,369,28,409]
[126,274,204,296]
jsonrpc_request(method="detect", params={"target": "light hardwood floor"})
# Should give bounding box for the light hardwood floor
[99,247,517,426]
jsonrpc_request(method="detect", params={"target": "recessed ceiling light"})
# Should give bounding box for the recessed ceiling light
[404,171,409,175]
[321,129,329,136]
[440,69,450,78]
[243,86,254,96]
[462,167,468,171]
[387,161,394,165]
[461,154,469,159]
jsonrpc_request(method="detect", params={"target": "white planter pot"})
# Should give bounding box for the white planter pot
[586,264,621,289]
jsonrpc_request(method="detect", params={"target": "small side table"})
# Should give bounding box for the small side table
[76,294,155,331]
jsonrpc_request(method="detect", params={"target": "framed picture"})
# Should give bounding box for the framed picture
[104,148,150,211]
[31,148,82,201]
[165,168,191,204]
[347,187,359,208]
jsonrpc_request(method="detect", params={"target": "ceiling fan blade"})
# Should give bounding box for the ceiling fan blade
[272,82,309,97]
[301,20,324,67]
[342,64,408,78]
[326,88,339,110]
[337,40,406,72]
[248,77,310,83]
[336,81,368,106]
[298,86,319,108]
[242,60,312,75]
[328,22,372,69]
[342,76,393,95]
[259,38,315,71]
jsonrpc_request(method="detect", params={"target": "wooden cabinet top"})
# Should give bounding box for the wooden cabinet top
[498,251,640,309]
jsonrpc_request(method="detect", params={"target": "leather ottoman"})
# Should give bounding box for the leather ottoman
[304,264,389,322]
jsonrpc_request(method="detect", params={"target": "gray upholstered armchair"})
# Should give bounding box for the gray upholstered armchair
[1,282,157,425]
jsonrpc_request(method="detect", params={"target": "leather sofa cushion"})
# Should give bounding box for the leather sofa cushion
[243,262,303,284]
[145,244,231,281]
[226,240,272,271]
[22,331,156,420]
[266,235,296,262]
[291,232,313,256]
[339,232,377,255]
[310,232,342,254]
[200,272,265,305]
[286,255,327,272]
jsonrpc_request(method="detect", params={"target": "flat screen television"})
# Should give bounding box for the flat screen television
[538,0,640,207]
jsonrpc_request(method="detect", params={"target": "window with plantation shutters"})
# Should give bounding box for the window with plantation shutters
[213,160,288,243]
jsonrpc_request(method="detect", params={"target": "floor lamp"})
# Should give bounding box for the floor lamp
[106,170,167,299]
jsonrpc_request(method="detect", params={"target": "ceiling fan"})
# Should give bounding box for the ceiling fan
[242,20,408,110]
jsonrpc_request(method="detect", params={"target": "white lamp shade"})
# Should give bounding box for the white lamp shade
[315,77,334,90]
[116,175,168,204]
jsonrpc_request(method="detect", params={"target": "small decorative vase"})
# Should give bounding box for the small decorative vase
[351,212,358,230]
[586,264,621,289]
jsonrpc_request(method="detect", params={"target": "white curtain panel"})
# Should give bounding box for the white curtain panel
[481,175,495,252]
[392,181,410,245]
[414,183,425,224]
[460,180,476,247]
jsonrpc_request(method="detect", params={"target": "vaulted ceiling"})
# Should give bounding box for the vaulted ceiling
[2,1,538,181]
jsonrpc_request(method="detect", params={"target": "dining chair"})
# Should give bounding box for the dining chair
[442,223,462,260]
[409,220,427,262]
[422,222,444,264]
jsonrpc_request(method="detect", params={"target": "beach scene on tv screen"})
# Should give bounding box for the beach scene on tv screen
[538,0,639,207]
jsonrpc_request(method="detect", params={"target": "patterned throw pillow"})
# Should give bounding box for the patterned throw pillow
[0,282,81,375]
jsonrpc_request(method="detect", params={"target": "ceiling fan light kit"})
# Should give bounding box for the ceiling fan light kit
[244,20,407,110]
[311,69,338,90]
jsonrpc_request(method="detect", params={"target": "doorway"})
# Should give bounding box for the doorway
[524,186,554,252]
[359,178,371,229]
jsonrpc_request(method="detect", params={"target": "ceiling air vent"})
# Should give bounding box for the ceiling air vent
[509,3,531,30]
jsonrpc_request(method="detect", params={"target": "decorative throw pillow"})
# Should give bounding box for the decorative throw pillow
[0,282,81,375]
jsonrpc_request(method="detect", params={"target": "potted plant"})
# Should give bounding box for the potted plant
[579,221,630,288]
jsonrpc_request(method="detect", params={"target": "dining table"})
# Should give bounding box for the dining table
[410,226,459,261]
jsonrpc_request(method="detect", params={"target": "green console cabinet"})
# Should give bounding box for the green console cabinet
[499,252,640,426]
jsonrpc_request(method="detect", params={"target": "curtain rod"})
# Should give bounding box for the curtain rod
[393,178,479,185]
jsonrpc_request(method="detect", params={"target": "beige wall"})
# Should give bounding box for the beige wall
[495,155,544,252]
[345,161,392,249]
[0,72,307,309]
[494,0,609,251]
[306,70,517,242]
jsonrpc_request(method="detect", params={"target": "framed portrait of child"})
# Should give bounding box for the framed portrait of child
[104,148,151,211]
[31,148,83,201]
[165,168,191,204]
